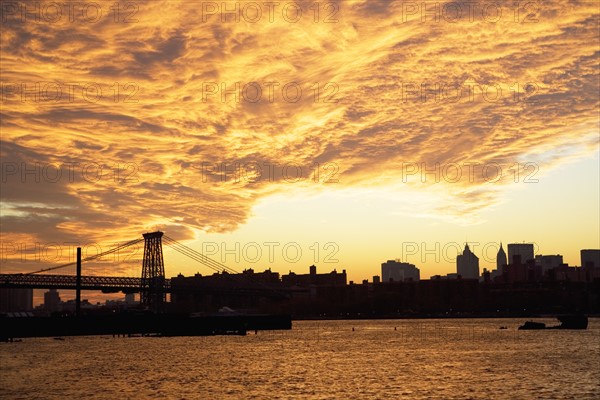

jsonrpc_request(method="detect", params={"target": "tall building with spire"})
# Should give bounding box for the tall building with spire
[457,243,480,279]
[497,243,507,271]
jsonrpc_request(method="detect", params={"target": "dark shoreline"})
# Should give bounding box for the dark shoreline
[2,314,596,341]
[0,313,292,341]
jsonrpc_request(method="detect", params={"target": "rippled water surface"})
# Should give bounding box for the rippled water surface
[1,318,599,399]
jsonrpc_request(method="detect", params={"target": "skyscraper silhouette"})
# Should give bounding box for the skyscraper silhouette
[497,243,507,272]
[457,243,480,279]
[381,260,420,282]
[508,243,534,264]
[581,249,600,269]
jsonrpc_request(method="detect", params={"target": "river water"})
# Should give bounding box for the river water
[1,318,599,399]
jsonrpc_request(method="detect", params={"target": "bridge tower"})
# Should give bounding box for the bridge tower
[140,231,166,312]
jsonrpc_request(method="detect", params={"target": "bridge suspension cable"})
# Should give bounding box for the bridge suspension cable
[25,238,145,275]
[163,235,287,296]
[163,236,240,275]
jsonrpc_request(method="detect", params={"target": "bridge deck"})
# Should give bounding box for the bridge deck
[0,274,287,297]
[0,274,152,292]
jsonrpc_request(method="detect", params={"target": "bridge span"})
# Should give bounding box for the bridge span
[0,274,152,293]
[1,231,287,311]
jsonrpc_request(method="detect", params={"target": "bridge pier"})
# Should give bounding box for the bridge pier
[76,247,81,316]
[140,231,166,313]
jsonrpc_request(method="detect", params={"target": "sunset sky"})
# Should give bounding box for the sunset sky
[1,0,599,288]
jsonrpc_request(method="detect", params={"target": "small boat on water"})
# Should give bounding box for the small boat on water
[549,315,588,329]
[519,321,546,330]
[518,315,588,330]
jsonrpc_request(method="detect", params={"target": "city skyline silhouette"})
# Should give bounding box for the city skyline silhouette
[1,1,599,398]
